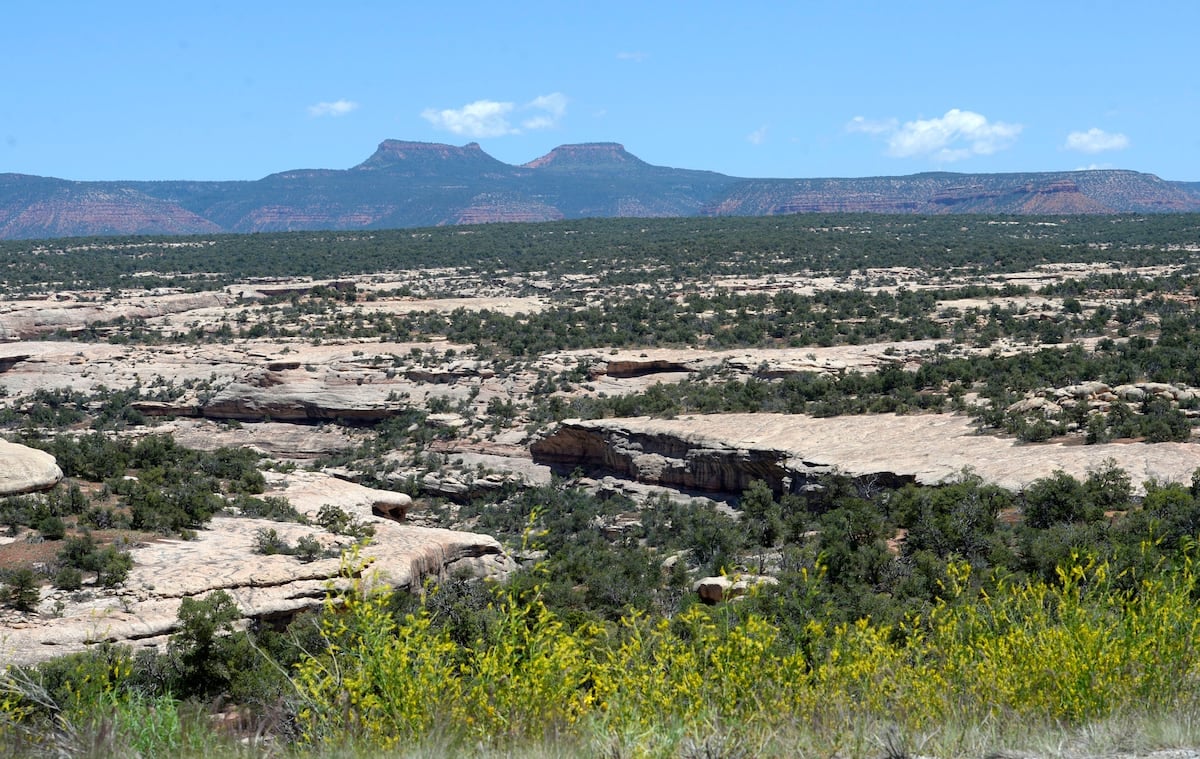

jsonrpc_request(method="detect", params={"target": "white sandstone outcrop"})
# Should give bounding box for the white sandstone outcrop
[0,472,510,667]
[0,439,62,495]
[533,413,1200,496]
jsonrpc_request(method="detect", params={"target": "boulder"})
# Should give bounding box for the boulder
[0,439,62,495]
[1113,384,1145,402]
[1007,397,1062,416]
[372,491,413,521]
[693,574,779,603]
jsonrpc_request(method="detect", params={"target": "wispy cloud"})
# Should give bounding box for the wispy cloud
[848,109,1021,162]
[616,51,648,62]
[423,93,567,138]
[523,92,568,130]
[307,99,359,118]
[747,125,769,145]
[1064,128,1129,153]
[845,116,897,135]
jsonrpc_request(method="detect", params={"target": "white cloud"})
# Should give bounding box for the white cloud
[848,110,1020,162]
[616,51,648,62]
[747,125,769,145]
[423,93,568,138]
[421,99,517,138]
[307,99,359,118]
[1065,128,1129,153]
[845,116,897,135]
[886,109,1022,161]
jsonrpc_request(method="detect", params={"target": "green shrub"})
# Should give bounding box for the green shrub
[165,590,248,700]
[233,494,304,522]
[57,534,132,587]
[294,534,323,562]
[1022,470,1103,528]
[316,504,375,541]
[35,514,66,540]
[253,528,289,555]
[95,546,132,587]
[53,566,83,591]
[2,568,40,612]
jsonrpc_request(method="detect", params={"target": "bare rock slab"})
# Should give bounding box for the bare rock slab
[532,413,1200,495]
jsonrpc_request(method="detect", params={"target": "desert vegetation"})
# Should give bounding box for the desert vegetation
[3,213,1200,756]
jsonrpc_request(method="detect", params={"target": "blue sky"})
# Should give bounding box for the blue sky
[5,1,1198,181]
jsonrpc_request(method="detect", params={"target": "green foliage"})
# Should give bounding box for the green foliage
[5,214,1199,295]
[315,503,375,541]
[56,533,132,587]
[94,546,132,587]
[252,528,290,555]
[231,493,304,522]
[1,567,41,612]
[739,479,784,548]
[293,534,324,563]
[287,546,1200,753]
[26,433,264,538]
[34,514,65,540]
[9,465,1200,754]
[53,566,83,591]
[1022,470,1104,529]
[165,591,251,700]
[891,471,1011,568]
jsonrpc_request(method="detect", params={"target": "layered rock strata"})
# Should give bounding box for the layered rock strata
[532,413,1200,496]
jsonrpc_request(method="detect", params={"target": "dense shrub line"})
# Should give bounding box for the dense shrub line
[5,214,1199,294]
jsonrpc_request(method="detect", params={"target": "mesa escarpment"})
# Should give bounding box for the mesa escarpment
[0,180,223,239]
[5,141,1200,239]
[706,170,1199,217]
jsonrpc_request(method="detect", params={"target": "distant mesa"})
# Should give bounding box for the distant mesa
[522,142,646,170]
[355,139,494,170]
[3,140,1200,239]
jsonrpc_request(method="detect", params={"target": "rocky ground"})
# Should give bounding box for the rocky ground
[0,470,509,666]
[2,260,1198,663]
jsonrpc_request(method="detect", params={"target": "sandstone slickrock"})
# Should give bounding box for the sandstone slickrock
[269,472,510,588]
[150,419,359,460]
[558,341,946,382]
[0,439,62,495]
[0,339,485,424]
[0,472,510,667]
[532,413,1200,496]
[0,291,234,339]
